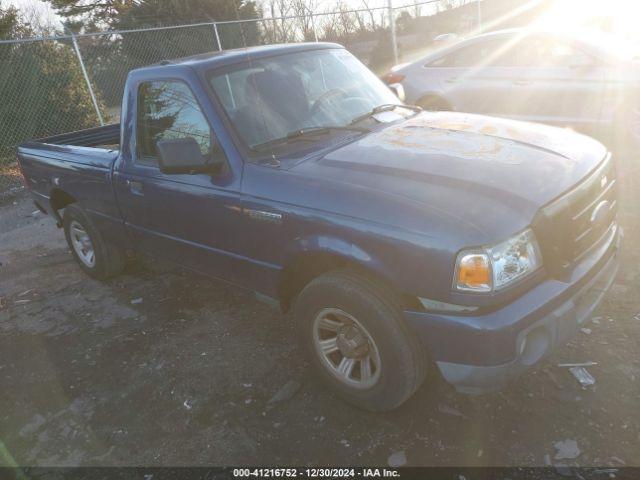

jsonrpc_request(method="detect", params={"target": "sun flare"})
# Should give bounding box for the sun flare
[536,0,640,42]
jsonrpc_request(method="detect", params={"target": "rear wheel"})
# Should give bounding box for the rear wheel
[63,204,125,280]
[295,270,428,411]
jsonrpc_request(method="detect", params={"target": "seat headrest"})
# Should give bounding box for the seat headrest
[245,69,309,121]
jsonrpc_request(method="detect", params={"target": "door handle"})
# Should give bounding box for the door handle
[445,76,458,84]
[513,78,531,86]
[126,179,144,196]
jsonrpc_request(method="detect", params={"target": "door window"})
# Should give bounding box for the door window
[428,39,520,68]
[137,80,212,163]
[519,37,594,67]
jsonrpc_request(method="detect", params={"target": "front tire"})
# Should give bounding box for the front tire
[295,270,428,411]
[63,204,125,280]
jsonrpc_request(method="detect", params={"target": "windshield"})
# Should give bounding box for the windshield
[208,48,401,151]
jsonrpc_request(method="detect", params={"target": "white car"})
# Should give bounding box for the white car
[384,28,640,144]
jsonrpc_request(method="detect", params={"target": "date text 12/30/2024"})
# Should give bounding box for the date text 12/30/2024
[233,468,400,478]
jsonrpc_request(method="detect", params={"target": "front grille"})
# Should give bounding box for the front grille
[533,153,617,277]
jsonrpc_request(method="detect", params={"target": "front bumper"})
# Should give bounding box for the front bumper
[404,226,621,394]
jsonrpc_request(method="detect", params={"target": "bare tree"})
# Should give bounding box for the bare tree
[412,3,422,19]
[15,0,59,34]
[438,0,466,12]
[320,8,340,42]
[360,0,379,31]
[260,0,387,44]
[278,0,296,41]
[290,0,319,41]
[261,0,296,42]
[336,1,356,38]
[352,8,367,34]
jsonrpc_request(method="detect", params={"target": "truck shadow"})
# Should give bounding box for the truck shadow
[2,150,639,466]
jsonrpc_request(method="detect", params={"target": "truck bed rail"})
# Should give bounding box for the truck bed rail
[29,123,120,148]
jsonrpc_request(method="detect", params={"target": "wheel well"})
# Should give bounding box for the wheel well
[278,252,417,312]
[49,188,77,219]
[416,94,452,111]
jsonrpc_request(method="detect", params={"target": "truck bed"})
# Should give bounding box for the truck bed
[24,123,120,149]
[18,124,120,172]
[17,123,122,228]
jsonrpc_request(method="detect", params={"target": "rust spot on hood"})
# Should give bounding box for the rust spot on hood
[354,111,588,165]
[480,125,498,135]
[414,112,576,155]
[359,113,521,164]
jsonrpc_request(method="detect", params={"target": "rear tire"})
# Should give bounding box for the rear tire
[295,269,428,411]
[63,204,125,280]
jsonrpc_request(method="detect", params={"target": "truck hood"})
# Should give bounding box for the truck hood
[293,111,607,243]
[321,111,606,207]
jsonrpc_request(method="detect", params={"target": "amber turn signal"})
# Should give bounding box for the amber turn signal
[456,253,491,292]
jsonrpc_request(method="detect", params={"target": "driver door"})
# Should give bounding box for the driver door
[114,79,245,282]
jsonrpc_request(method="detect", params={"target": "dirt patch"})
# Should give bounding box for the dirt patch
[0,161,24,202]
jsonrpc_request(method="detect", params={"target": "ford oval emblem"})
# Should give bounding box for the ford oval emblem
[590,200,611,228]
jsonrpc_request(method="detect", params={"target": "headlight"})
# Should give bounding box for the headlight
[454,229,542,293]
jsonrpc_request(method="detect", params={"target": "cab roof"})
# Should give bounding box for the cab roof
[145,42,343,72]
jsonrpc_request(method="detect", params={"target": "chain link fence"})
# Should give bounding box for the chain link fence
[0,0,482,199]
[0,36,100,198]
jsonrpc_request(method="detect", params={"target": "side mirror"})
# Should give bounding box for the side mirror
[156,137,222,175]
[388,82,406,102]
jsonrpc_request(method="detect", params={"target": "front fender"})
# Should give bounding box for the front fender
[280,233,397,292]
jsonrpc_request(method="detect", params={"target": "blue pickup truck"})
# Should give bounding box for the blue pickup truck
[17,43,620,411]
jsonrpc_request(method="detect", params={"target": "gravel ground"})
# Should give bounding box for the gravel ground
[0,153,639,471]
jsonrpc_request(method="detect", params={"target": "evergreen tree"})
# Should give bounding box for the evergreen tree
[0,2,102,164]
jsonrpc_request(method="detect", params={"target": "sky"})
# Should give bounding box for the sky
[4,0,438,30]
[5,0,60,27]
[6,0,640,44]
[6,0,56,16]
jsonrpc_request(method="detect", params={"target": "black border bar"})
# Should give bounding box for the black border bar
[0,468,637,480]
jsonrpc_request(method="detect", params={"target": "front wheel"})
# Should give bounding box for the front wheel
[295,270,428,411]
[63,204,125,280]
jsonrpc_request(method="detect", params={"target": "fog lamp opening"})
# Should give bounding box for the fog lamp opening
[519,328,550,366]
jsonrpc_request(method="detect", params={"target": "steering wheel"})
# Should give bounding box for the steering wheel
[310,88,348,116]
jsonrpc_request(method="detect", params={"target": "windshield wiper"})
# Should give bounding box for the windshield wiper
[349,103,422,126]
[251,125,369,152]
